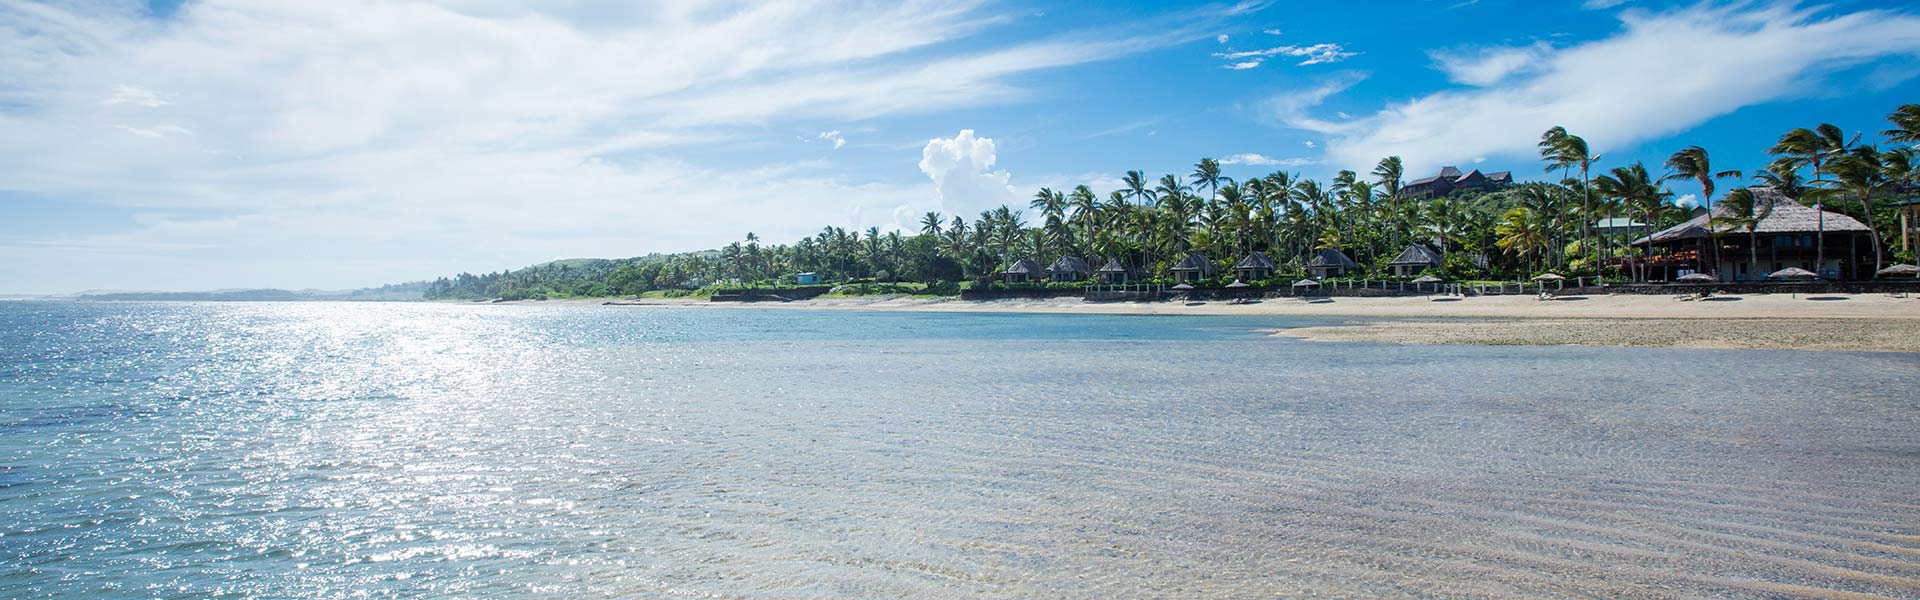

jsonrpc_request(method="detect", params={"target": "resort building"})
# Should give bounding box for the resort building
[1170,253,1215,283]
[1002,258,1043,283]
[1232,251,1276,282]
[1046,256,1092,282]
[1304,248,1359,279]
[1403,166,1514,199]
[1386,244,1442,277]
[1594,217,1649,237]
[795,272,820,285]
[1095,258,1130,283]
[1629,187,1875,281]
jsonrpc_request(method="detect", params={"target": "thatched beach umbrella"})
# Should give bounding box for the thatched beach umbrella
[1292,278,1321,287]
[1877,264,1920,277]
[1170,283,1195,291]
[1768,267,1817,279]
[1411,275,1443,284]
[1225,280,1251,288]
[1676,273,1716,283]
[1531,273,1565,281]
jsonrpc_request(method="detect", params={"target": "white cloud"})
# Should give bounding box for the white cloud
[0,0,1205,292]
[918,130,1016,219]
[101,84,167,107]
[1214,42,1356,68]
[1302,140,1316,148]
[1428,41,1553,86]
[1674,193,1700,208]
[1262,28,1282,35]
[1219,153,1314,167]
[1225,60,1263,70]
[817,130,846,149]
[1584,0,1631,9]
[1217,34,1229,43]
[1261,71,1369,134]
[1277,4,1920,174]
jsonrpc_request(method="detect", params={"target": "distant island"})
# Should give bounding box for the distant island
[70,281,430,302]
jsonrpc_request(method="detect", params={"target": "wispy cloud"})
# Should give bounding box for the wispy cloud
[817,130,846,149]
[1427,41,1553,86]
[1219,153,1313,167]
[1213,42,1356,69]
[1274,3,1920,173]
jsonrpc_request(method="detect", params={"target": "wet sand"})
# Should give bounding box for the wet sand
[535,292,1920,352]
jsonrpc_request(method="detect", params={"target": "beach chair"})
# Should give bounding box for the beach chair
[1536,290,1556,301]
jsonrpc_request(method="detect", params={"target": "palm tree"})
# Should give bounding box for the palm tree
[1884,104,1920,145]
[1770,124,1858,276]
[1190,158,1230,203]
[1826,146,1890,275]
[1372,156,1405,248]
[1540,127,1599,273]
[1714,187,1774,280]
[1662,146,1742,278]
[1495,206,1550,273]
[920,212,944,236]
[1594,162,1671,281]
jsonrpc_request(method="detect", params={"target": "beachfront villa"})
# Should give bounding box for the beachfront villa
[1386,244,1442,277]
[1305,248,1359,279]
[1170,252,1216,283]
[1403,166,1514,199]
[1046,256,1093,282]
[1095,258,1130,283]
[1629,187,1875,281]
[1001,258,1043,283]
[1233,251,1277,281]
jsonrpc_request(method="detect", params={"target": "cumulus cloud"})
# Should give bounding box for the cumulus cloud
[817,130,846,149]
[918,130,1017,218]
[1277,4,1920,174]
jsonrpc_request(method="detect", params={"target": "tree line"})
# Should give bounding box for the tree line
[425,104,1918,300]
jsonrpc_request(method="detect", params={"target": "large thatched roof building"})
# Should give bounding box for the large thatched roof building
[1046,256,1092,281]
[1095,258,1130,283]
[1232,251,1277,281]
[1629,187,1875,280]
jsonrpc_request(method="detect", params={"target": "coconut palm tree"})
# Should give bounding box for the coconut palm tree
[1372,156,1405,247]
[1594,162,1671,281]
[1540,127,1599,272]
[1496,206,1550,274]
[1884,104,1920,145]
[1826,146,1891,275]
[1715,187,1774,280]
[1190,158,1230,203]
[1661,146,1743,278]
[920,212,944,236]
[1769,124,1858,277]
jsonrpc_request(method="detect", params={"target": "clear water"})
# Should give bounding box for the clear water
[2,301,1917,598]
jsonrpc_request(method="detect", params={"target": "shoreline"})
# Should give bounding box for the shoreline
[514,292,1920,353]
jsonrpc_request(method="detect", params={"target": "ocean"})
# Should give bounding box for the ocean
[2,301,1917,598]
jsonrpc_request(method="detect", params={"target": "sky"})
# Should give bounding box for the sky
[2,0,1918,294]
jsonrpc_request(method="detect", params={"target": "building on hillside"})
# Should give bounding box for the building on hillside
[1386,244,1442,277]
[1628,187,1875,281]
[1403,166,1514,199]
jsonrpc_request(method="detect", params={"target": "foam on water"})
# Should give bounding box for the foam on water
[1,302,1917,598]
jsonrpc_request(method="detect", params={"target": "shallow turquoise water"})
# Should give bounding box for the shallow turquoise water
[2,301,1917,598]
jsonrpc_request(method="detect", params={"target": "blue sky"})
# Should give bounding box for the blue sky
[2,0,1918,294]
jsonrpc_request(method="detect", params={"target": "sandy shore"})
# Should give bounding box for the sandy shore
[517,292,1920,352]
